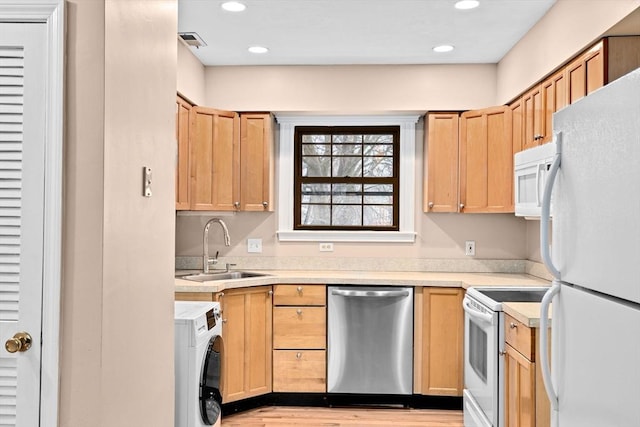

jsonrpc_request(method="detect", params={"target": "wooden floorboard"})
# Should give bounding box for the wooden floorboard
[221,406,464,427]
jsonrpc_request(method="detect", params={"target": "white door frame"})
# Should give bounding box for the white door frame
[0,2,64,426]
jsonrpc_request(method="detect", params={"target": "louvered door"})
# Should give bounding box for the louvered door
[0,23,47,427]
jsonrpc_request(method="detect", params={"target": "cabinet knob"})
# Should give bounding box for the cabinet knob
[222,319,227,324]
[296,286,303,294]
[262,201,268,209]
[428,202,434,209]
[296,352,302,359]
[218,292,224,298]
[268,290,273,296]
[296,309,303,315]
[499,350,507,356]
[233,201,240,209]
[459,203,465,210]
[510,322,518,329]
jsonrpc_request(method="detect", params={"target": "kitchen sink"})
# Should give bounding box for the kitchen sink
[177,271,270,282]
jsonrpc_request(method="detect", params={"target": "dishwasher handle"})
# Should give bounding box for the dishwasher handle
[331,289,410,298]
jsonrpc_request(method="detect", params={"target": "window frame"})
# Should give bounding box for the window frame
[276,114,419,243]
[294,125,400,231]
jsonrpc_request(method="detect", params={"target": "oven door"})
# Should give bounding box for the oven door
[463,295,499,427]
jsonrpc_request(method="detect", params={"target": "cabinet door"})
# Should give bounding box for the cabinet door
[504,344,536,427]
[219,286,272,403]
[541,71,567,145]
[240,113,274,211]
[510,98,524,154]
[190,107,240,210]
[522,85,543,150]
[417,287,464,396]
[176,96,191,210]
[459,106,513,213]
[424,113,459,212]
[566,42,603,105]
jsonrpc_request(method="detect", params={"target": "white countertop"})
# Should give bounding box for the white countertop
[175,269,550,293]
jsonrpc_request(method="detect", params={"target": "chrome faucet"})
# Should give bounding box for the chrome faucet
[203,218,231,273]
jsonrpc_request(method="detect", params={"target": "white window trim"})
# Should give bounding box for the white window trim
[275,114,420,242]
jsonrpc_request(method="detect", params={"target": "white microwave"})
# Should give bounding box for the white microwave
[514,141,557,218]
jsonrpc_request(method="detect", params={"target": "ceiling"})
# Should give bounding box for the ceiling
[177,0,557,66]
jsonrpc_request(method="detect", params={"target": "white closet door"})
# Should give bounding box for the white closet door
[0,23,47,427]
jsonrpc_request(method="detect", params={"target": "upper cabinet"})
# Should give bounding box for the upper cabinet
[176,103,275,212]
[512,36,640,152]
[190,106,240,211]
[240,113,275,212]
[175,96,192,210]
[424,113,459,213]
[459,106,513,213]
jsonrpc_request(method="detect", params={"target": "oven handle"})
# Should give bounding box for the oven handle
[331,289,410,298]
[462,297,494,325]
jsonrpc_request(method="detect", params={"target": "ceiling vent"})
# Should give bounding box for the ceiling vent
[178,32,207,48]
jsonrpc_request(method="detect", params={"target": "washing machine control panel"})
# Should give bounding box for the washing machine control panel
[193,305,221,337]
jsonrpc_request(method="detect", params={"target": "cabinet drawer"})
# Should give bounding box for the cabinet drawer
[273,284,326,306]
[273,350,326,392]
[505,314,535,360]
[273,306,326,349]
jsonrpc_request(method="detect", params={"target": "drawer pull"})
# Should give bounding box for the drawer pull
[296,309,303,315]
[510,322,518,329]
[297,286,303,294]
[296,352,302,359]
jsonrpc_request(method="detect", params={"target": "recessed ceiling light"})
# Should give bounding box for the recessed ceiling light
[455,0,480,10]
[433,45,454,53]
[248,46,269,54]
[221,1,246,12]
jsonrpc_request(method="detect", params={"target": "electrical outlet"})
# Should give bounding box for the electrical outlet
[247,238,262,253]
[465,240,476,256]
[319,242,334,252]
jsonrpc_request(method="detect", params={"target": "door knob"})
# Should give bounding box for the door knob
[5,332,32,353]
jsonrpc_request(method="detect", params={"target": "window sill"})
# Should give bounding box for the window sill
[277,230,416,243]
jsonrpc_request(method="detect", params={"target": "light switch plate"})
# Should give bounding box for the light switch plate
[247,238,262,253]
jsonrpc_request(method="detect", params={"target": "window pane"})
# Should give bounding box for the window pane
[302,134,330,143]
[333,184,362,204]
[364,184,393,204]
[363,157,393,177]
[332,205,361,226]
[363,205,393,226]
[363,144,393,156]
[301,204,330,226]
[302,144,331,156]
[332,156,362,177]
[302,184,331,203]
[332,144,362,155]
[364,134,393,143]
[333,134,362,144]
[302,156,331,177]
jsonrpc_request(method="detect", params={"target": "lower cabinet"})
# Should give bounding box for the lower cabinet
[176,286,273,403]
[272,284,327,393]
[504,313,550,427]
[414,287,464,396]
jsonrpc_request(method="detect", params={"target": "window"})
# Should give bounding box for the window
[276,115,419,243]
[294,126,399,231]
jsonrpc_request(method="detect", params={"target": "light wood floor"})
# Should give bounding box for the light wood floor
[221,406,464,426]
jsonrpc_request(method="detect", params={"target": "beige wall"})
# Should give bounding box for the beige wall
[203,64,498,112]
[61,1,177,427]
[497,0,640,104]
[177,38,206,105]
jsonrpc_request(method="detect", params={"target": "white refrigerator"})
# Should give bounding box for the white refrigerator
[538,68,640,427]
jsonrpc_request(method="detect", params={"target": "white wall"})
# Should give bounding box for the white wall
[177,38,206,105]
[61,1,177,426]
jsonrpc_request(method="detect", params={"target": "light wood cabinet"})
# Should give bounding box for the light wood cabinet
[424,112,459,213]
[240,113,274,211]
[504,314,550,427]
[510,98,523,154]
[414,287,464,396]
[177,287,273,403]
[175,96,192,210]
[272,284,327,393]
[521,85,544,151]
[189,106,240,211]
[459,106,513,213]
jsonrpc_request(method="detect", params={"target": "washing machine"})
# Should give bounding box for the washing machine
[174,301,223,427]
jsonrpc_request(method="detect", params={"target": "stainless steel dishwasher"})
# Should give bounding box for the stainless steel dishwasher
[327,285,413,395]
